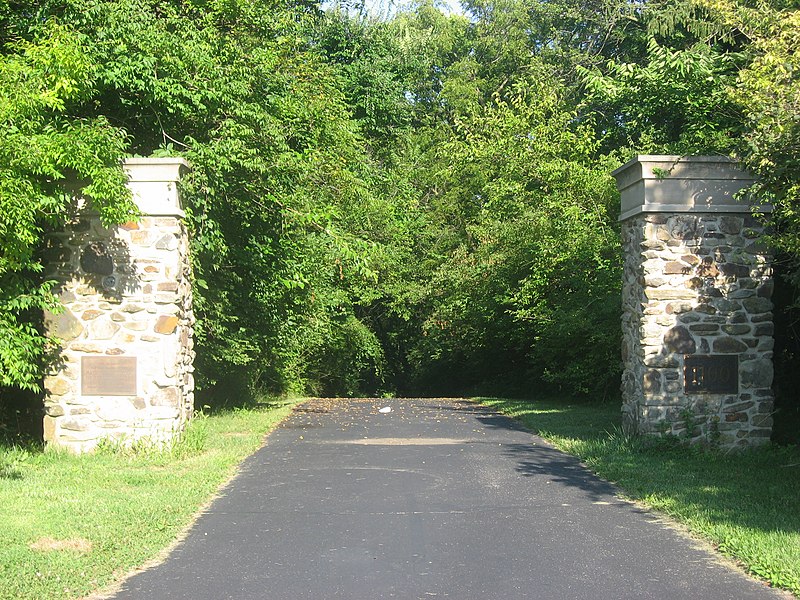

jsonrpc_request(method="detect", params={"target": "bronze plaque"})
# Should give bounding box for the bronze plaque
[81,356,137,396]
[684,355,738,394]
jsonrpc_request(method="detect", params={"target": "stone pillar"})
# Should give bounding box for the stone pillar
[614,156,774,448]
[42,158,195,453]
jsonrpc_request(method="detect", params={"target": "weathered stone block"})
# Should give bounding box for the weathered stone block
[45,404,65,417]
[43,416,56,442]
[62,418,91,432]
[742,297,773,314]
[664,326,696,353]
[645,288,696,301]
[666,302,693,314]
[156,234,178,251]
[722,401,754,413]
[750,312,773,323]
[80,242,113,275]
[722,324,751,335]
[677,311,702,323]
[689,324,719,334]
[719,217,743,235]
[754,323,774,337]
[725,412,748,422]
[121,304,145,313]
[697,261,720,278]
[44,309,83,341]
[685,277,704,290]
[741,359,773,388]
[755,400,774,413]
[45,377,71,396]
[71,345,103,356]
[695,304,717,314]
[130,230,157,246]
[719,263,750,278]
[704,316,726,324]
[715,300,742,313]
[151,387,180,407]
[757,339,774,351]
[643,354,680,368]
[712,337,748,353]
[154,315,180,335]
[757,280,774,299]
[729,312,747,324]
[88,319,120,340]
[664,261,691,275]
[752,414,773,428]
[747,429,772,438]
[643,370,662,393]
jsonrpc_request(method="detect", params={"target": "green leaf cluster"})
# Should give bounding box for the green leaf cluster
[2,0,800,414]
[0,20,132,391]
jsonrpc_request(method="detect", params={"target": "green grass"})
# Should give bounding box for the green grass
[476,397,800,596]
[0,398,298,600]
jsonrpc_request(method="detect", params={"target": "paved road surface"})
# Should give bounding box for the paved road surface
[110,398,786,600]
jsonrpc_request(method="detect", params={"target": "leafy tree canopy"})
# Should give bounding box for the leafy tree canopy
[1,0,798,415]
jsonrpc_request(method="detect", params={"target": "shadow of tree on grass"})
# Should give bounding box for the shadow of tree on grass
[472,396,800,542]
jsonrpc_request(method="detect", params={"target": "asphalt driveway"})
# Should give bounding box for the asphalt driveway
[109,398,786,599]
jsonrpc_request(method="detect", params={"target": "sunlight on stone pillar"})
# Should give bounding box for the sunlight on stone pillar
[615,156,774,448]
[42,158,195,453]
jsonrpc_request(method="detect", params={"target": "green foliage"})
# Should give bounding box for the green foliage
[2,0,798,413]
[709,1,800,276]
[19,0,396,398]
[402,76,620,395]
[0,21,133,391]
[579,36,743,154]
[319,3,626,397]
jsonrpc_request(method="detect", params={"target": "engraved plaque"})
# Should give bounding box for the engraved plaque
[81,356,137,396]
[684,355,738,394]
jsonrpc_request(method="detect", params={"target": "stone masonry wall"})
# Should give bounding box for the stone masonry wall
[42,162,194,452]
[621,213,774,448]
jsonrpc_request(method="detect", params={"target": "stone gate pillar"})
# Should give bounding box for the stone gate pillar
[614,156,774,448]
[42,158,195,452]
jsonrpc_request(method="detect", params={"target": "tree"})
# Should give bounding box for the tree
[0,0,397,402]
[700,0,800,274]
[0,22,133,392]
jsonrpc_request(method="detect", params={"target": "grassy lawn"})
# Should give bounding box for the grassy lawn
[477,397,800,596]
[0,399,297,600]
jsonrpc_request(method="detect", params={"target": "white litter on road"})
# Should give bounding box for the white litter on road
[378,406,392,413]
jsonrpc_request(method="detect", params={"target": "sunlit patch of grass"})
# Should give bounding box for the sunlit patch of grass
[0,397,299,600]
[475,396,800,596]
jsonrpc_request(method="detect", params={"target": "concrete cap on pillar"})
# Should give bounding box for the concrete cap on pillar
[612,155,769,221]
[123,157,190,217]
